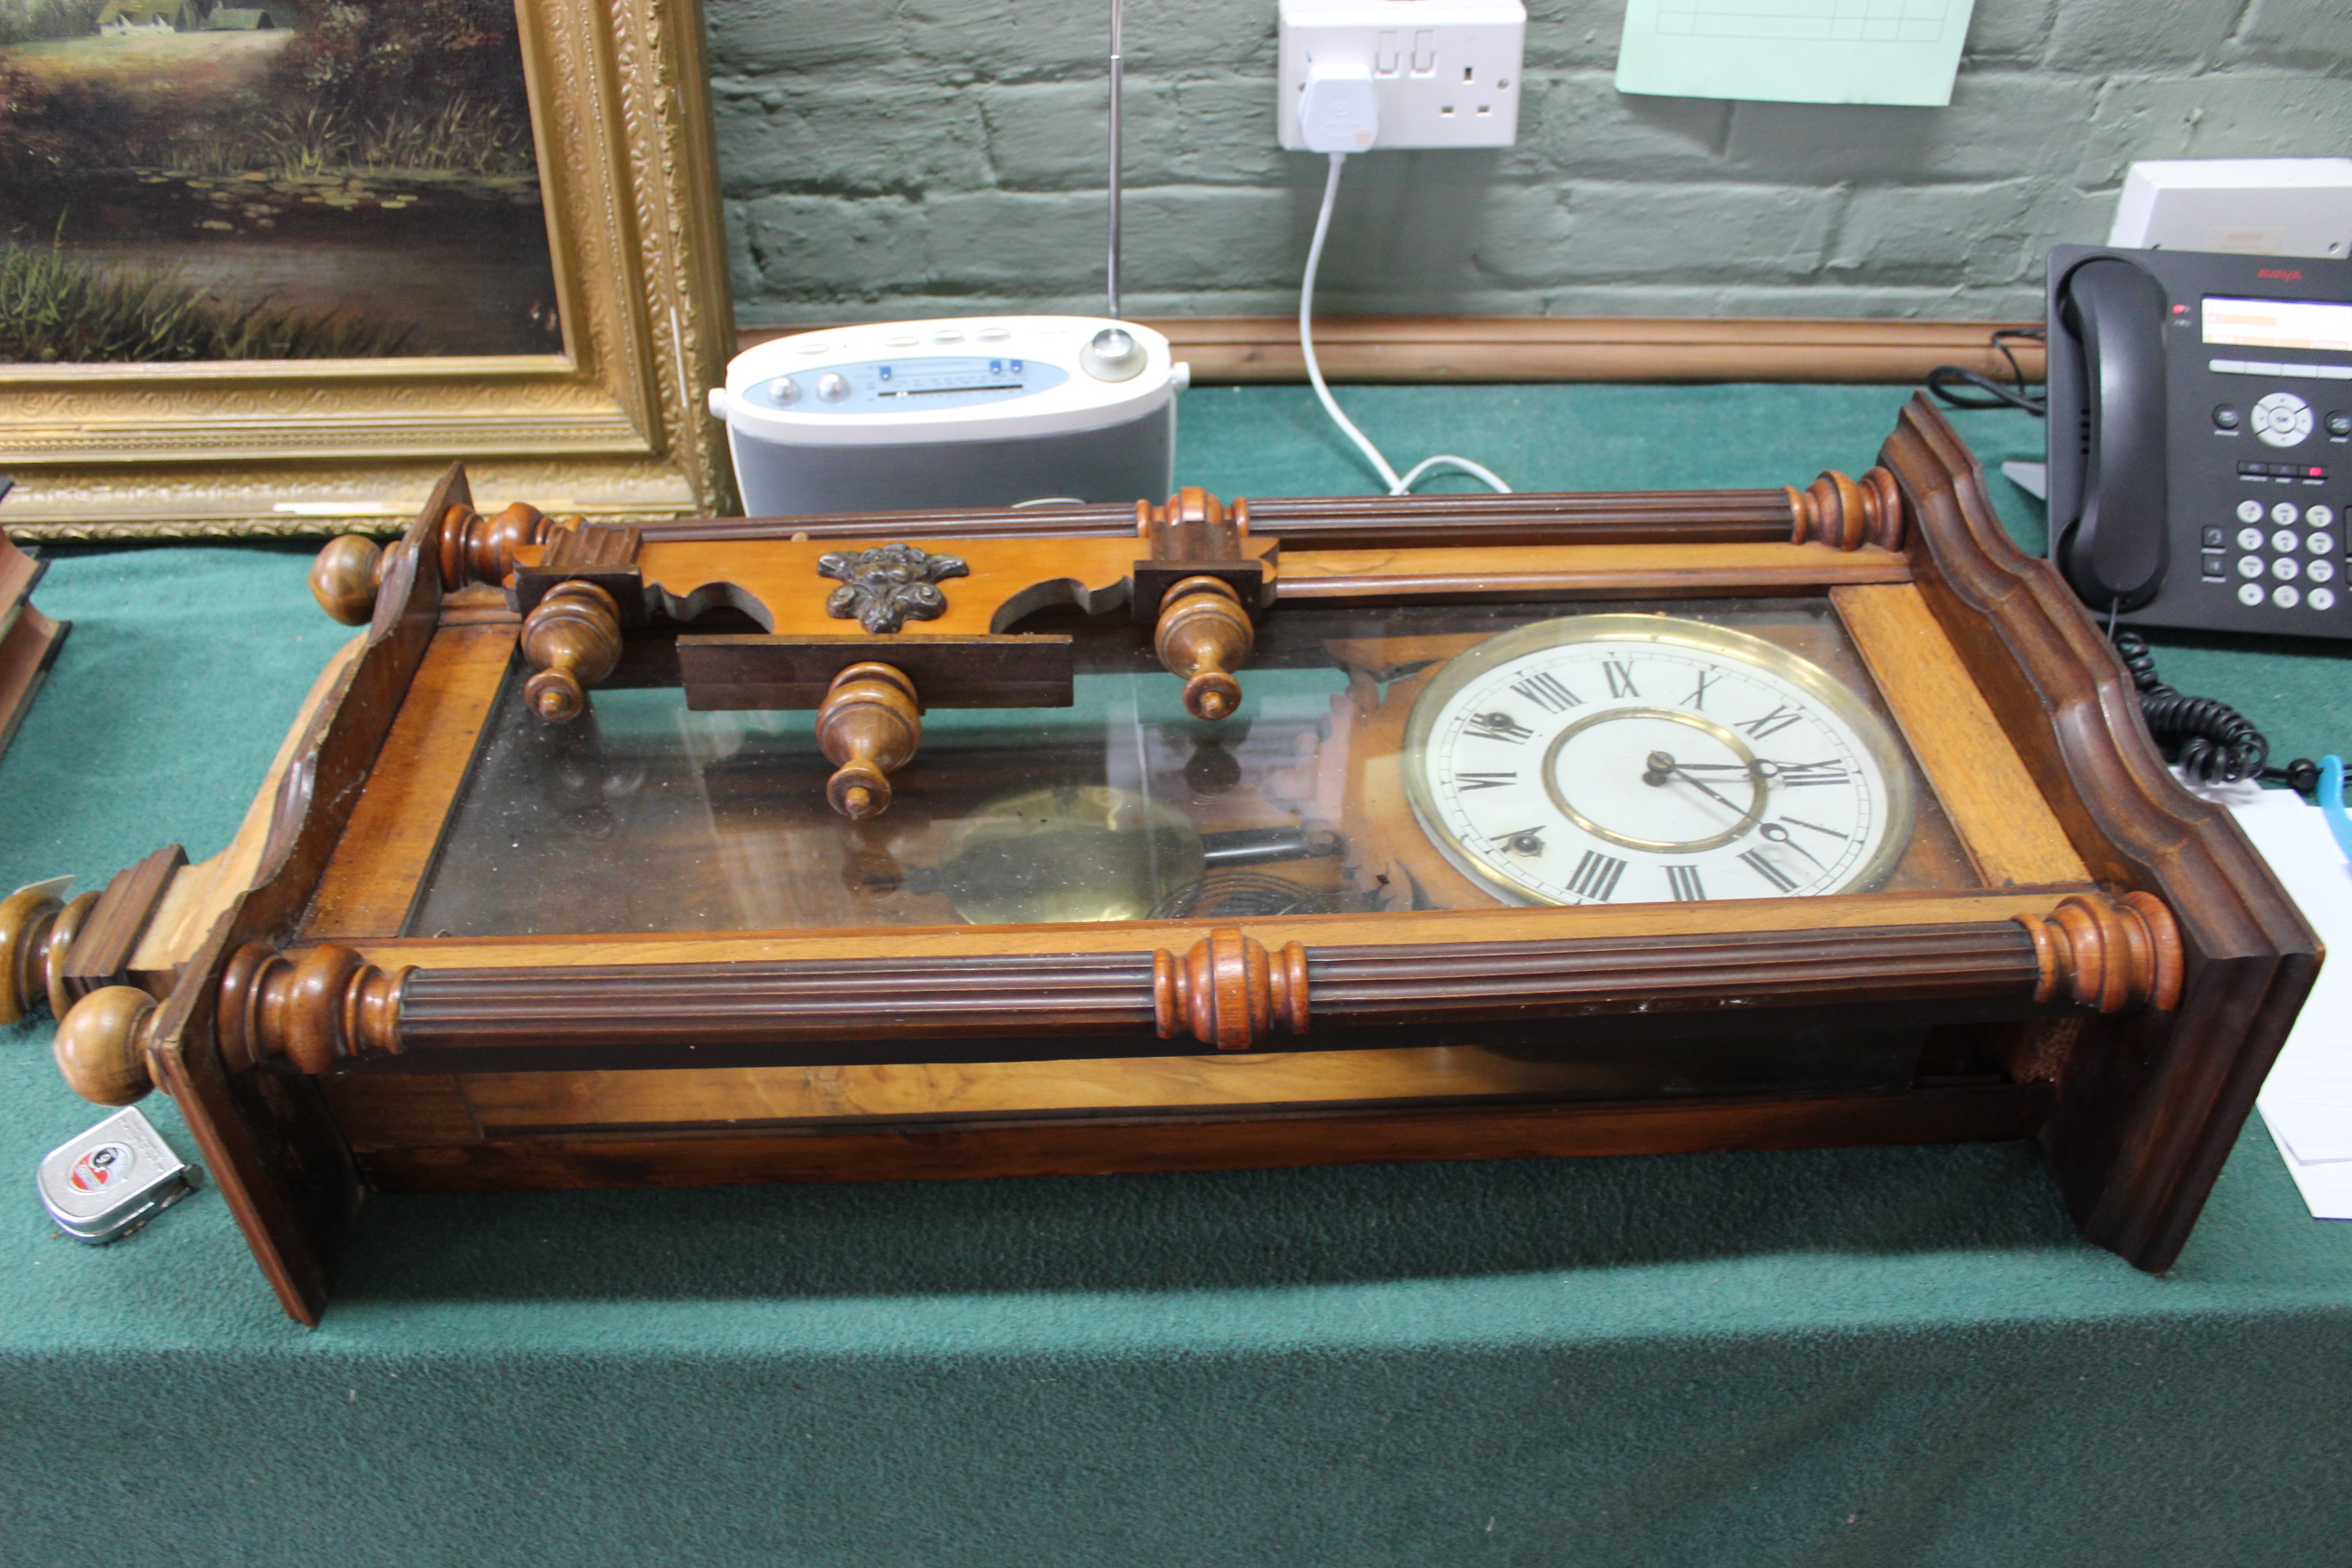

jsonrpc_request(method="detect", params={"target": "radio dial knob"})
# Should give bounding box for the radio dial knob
[818,373,851,403]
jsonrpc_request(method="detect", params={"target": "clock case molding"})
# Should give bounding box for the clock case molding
[0,0,734,540]
[6,397,2315,1324]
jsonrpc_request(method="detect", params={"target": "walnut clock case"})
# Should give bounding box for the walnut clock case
[5,397,2315,1326]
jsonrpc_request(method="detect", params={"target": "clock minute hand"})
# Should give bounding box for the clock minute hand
[1642,750,1755,818]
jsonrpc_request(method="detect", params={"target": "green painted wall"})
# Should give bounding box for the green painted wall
[706,0,2352,328]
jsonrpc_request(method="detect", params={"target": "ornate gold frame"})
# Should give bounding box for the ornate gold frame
[0,0,734,540]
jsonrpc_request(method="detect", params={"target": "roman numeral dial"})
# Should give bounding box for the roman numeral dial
[1404,614,1914,909]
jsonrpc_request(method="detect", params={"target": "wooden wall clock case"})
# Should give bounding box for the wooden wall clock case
[1,397,2316,1325]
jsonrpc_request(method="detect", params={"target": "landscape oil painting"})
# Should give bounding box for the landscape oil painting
[0,0,560,361]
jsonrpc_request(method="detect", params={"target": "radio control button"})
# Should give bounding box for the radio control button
[2273,527,2300,552]
[2313,586,2338,610]
[2272,503,2300,525]
[2310,505,2336,528]
[2255,391,2315,446]
[817,372,850,402]
[2238,554,2265,578]
[2239,526,2265,550]
[2238,499,2267,523]
[2274,584,2302,608]
[2309,558,2337,583]
[2239,582,2268,606]
[2214,405,2243,430]
[767,376,801,405]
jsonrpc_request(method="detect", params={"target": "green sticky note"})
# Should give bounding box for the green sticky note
[1614,0,1977,107]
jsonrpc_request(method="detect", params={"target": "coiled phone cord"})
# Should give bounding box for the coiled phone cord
[2108,629,2326,791]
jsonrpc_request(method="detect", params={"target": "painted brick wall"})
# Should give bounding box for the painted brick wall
[709,0,2352,328]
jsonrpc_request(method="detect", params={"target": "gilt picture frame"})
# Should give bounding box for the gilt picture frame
[0,0,734,538]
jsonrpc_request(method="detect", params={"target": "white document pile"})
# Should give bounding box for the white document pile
[2197,781,2352,1220]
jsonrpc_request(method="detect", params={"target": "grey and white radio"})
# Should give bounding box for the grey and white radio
[709,318,1189,518]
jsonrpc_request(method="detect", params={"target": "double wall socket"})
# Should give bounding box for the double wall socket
[1277,0,1527,152]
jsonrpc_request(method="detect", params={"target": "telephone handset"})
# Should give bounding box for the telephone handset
[2044,244,2352,641]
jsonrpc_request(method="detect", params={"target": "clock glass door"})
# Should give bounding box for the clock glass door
[402,597,1979,938]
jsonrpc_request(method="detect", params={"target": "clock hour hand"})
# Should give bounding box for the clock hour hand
[1641,750,1751,817]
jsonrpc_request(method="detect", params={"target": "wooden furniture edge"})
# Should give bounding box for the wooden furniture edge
[738,318,2047,386]
[129,633,368,986]
[1882,394,2321,1271]
[148,463,465,1325]
[348,1082,2053,1191]
[302,623,520,941]
[1829,582,2089,888]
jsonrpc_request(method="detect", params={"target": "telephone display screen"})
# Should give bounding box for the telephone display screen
[2202,296,2352,354]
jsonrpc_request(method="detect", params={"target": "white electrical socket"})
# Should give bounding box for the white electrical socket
[1277,0,1526,152]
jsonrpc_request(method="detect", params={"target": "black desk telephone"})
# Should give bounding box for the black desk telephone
[2047,243,2352,640]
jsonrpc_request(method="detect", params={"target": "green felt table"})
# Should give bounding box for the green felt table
[4,385,2349,1567]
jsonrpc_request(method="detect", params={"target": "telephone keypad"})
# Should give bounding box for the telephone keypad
[2239,583,2268,607]
[2272,503,2301,524]
[2237,500,2266,524]
[2238,554,2265,578]
[2310,505,2336,528]
[2272,527,2301,553]
[2309,559,2337,584]
[2310,532,2337,555]
[2275,584,2303,608]
[2315,588,2339,611]
[2238,526,2265,550]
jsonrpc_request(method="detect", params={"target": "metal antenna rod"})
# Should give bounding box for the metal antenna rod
[1106,0,1123,318]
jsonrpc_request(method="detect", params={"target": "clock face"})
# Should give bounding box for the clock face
[1402,614,1915,906]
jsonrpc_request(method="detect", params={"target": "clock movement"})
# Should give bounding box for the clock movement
[1,397,2317,1324]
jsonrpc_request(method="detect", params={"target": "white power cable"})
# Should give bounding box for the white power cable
[1298,152,1512,496]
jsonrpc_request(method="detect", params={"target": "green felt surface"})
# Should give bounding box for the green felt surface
[3,386,2349,1566]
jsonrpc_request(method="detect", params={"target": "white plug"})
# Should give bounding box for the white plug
[1298,59,1378,152]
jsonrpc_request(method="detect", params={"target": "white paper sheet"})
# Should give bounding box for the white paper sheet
[1613,0,1978,107]
[2190,781,2352,1220]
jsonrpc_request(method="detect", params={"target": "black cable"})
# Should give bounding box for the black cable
[2109,629,2320,791]
[1928,327,2047,417]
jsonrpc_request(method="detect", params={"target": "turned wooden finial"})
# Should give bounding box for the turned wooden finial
[1152,928,1310,1050]
[2016,891,2184,1014]
[54,985,161,1105]
[309,534,387,625]
[215,942,407,1075]
[0,885,98,1025]
[1154,576,1253,720]
[816,662,921,819]
[521,581,624,722]
[439,500,555,591]
[1788,467,1904,552]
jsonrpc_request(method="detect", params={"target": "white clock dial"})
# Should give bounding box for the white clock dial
[1402,614,1914,906]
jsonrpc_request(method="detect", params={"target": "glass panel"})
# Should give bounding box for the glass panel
[407,597,1979,937]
